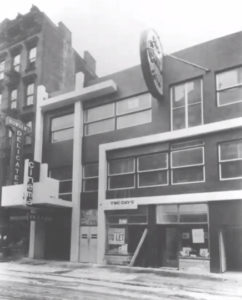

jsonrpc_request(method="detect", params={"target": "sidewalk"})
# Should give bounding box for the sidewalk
[1,258,242,286]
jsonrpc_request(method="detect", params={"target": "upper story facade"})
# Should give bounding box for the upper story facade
[41,31,242,204]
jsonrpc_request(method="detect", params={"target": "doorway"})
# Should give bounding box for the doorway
[224,226,242,271]
[157,226,179,268]
[79,226,97,263]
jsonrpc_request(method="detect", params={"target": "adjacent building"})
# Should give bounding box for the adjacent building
[0,6,96,258]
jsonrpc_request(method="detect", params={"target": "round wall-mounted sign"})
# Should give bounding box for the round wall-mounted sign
[140,29,163,99]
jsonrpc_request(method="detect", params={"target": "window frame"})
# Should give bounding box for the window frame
[84,93,152,136]
[137,152,169,188]
[107,157,136,190]
[12,53,21,72]
[0,60,5,80]
[50,113,74,143]
[10,88,18,109]
[170,78,204,131]
[82,163,99,192]
[28,46,37,64]
[25,82,35,106]
[216,66,242,107]
[171,146,205,185]
[218,139,242,181]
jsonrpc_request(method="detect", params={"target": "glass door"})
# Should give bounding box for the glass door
[162,227,179,268]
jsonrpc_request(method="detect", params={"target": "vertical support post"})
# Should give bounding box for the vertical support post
[28,85,47,259]
[70,100,83,262]
[97,145,107,264]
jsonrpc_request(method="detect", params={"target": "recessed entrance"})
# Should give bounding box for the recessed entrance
[225,226,242,271]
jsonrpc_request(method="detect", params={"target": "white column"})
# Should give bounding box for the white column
[70,100,83,262]
[97,145,107,264]
[28,85,48,259]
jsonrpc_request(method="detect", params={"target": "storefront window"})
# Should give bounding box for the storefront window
[156,205,178,223]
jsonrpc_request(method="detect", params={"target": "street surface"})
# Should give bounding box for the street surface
[0,259,242,299]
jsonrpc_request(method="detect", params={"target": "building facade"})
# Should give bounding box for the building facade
[1,27,242,273]
[0,6,96,258]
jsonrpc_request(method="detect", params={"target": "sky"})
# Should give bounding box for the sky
[1,0,242,76]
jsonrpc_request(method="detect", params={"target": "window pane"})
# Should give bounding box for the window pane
[59,181,72,193]
[117,110,152,129]
[156,205,178,224]
[172,166,204,183]
[220,161,242,179]
[85,118,115,135]
[188,103,202,127]
[187,79,201,104]
[109,158,134,175]
[172,147,203,167]
[179,204,208,223]
[109,174,135,189]
[218,86,242,106]
[220,140,242,160]
[83,163,98,178]
[139,171,168,187]
[51,128,73,143]
[116,94,151,115]
[11,90,17,100]
[27,83,34,95]
[51,114,74,131]
[50,167,72,180]
[217,68,242,90]
[83,178,98,191]
[59,194,72,201]
[172,107,185,130]
[138,152,168,171]
[172,84,185,108]
[29,47,36,62]
[85,103,114,123]
[27,95,34,105]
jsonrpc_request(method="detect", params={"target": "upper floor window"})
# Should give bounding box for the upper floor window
[84,93,152,136]
[0,93,2,108]
[216,67,242,106]
[25,82,35,106]
[108,157,135,190]
[50,113,74,143]
[171,145,205,184]
[137,152,168,187]
[12,54,21,72]
[10,89,17,109]
[82,163,98,192]
[0,61,5,80]
[49,166,72,201]
[218,139,242,180]
[24,121,32,145]
[28,47,37,64]
[171,78,203,130]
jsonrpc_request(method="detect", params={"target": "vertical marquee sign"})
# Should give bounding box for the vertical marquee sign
[24,159,40,206]
[140,29,164,99]
[5,116,31,185]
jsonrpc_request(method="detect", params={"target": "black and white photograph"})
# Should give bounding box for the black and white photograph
[0,0,242,299]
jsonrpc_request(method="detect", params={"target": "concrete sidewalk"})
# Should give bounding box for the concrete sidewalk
[1,258,242,286]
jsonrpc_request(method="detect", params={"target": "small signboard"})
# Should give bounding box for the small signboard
[24,159,40,206]
[108,228,125,245]
[192,228,205,244]
[103,199,137,210]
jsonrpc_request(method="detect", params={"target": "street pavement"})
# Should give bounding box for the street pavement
[0,259,242,299]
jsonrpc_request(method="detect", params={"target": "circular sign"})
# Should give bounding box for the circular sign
[140,29,163,99]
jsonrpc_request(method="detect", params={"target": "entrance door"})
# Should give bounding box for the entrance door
[79,226,97,263]
[162,227,179,268]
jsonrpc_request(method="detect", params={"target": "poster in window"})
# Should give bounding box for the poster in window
[108,228,125,245]
[192,228,204,243]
